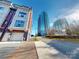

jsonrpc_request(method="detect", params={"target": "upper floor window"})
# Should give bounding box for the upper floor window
[18,12,27,18]
[14,20,25,27]
[0,7,4,9]
[0,7,4,13]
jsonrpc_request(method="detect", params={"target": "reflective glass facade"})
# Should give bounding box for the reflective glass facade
[38,12,49,36]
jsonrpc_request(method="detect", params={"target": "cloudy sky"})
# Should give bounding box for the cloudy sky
[9,0,79,35]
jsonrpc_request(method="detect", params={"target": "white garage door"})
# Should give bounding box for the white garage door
[10,32,24,41]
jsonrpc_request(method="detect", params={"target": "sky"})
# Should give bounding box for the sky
[8,0,79,35]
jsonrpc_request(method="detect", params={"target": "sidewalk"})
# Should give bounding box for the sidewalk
[35,41,70,59]
[0,41,70,59]
[0,42,38,59]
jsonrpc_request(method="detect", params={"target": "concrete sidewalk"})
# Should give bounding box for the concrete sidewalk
[0,41,70,59]
[35,41,70,59]
[0,42,38,59]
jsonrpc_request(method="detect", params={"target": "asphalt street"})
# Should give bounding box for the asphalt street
[41,37,79,59]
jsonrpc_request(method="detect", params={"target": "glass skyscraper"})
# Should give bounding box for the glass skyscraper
[38,11,49,36]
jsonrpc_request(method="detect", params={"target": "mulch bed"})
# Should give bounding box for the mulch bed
[6,42,38,59]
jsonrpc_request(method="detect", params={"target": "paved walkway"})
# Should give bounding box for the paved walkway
[35,41,70,59]
[0,42,38,59]
[0,41,70,59]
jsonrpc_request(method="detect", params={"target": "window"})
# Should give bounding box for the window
[0,7,4,13]
[14,20,25,27]
[18,12,27,18]
[0,7,4,9]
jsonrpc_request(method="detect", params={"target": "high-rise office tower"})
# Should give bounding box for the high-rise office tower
[38,11,49,36]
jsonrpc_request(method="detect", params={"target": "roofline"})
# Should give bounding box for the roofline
[0,0,11,3]
[0,0,32,10]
